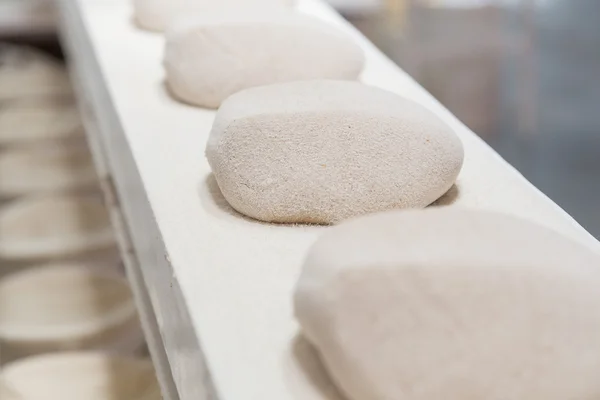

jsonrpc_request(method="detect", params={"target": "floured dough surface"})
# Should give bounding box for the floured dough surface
[0,195,115,261]
[0,144,97,197]
[0,353,161,400]
[295,208,600,400]
[164,12,364,108]
[134,0,294,32]
[207,80,463,224]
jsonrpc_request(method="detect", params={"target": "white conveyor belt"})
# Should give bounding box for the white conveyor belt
[57,0,600,399]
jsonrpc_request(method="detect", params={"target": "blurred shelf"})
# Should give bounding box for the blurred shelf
[0,1,56,36]
[56,0,599,400]
[326,0,382,13]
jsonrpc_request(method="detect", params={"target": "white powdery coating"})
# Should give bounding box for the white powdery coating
[294,208,600,400]
[134,0,294,32]
[206,80,464,224]
[164,12,365,108]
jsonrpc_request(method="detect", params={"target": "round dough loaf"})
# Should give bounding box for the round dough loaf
[206,80,463,224]
[0,101,83,146]
[0,353,161,400]
[294,208,600,400]
[0,195,115,261]
[0,144,97,197]
[134,0,294,32]
[164,12,364,108]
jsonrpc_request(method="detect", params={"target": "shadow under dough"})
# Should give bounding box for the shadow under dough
[291,334,348,400]
[198,173,254,221]
[159,80,183,105]
[160,79,217,110]
[429,184,460,207]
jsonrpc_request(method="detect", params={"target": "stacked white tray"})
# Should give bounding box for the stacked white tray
[0,0,56,36]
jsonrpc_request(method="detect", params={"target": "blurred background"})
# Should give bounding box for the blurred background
[329,0,600,238]
[0,0,597,397]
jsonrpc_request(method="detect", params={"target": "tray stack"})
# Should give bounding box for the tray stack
[0,3,161,399]
[56,0,599,400]
[0,0,56,37]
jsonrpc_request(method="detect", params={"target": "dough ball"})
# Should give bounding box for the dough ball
[206,80,463,224]
[164,12,364,108]
[134,0,294,32]
[294,208,600,400]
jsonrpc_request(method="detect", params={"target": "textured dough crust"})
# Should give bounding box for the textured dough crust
[206,80,463,224]
[295,208,600,400]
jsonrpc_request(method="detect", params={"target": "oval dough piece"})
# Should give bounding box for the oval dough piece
[206,80,463,224]
[0,144,97,198]
[134,0,294,32]
[0,195,115,261]
[0,101,83,146]
[0,264,138,358]
[164,13,364,108]
[294,208,600,400]
[0,353,161,400]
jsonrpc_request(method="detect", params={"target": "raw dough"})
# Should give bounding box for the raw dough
[0,353,161,400]
[0,44,72,101]
[294,208,600,400]
[0,101,83,146]
[164,12,364,108]
[0,264,138,358]
[0,195,115,261]
[0,144,98,198]
[206,80,463,224]
[134,0,294,32]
